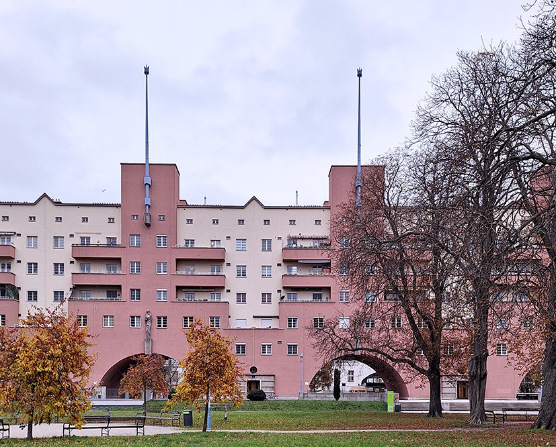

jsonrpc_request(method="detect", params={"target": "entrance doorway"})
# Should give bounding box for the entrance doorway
[247,380,260,392]
[457,381,469,399]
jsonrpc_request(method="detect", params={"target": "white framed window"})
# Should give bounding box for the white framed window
[106,290,118,300]
[80,237,90,246]
[131,215,138,220]
[236,343,246,355]
[289,219,296,225]
[129,234,141,247]
[77,315,87,327]
[81,216,88,223]
[156,235,167,247]
[365,291,376,302]
[236,239,247,251]
[184,292,196,301]
[237,219,245,225]
[339,317,350,329]
[210,239,221,248]
[338,264,349,275]
[385,292,400,301]
[130,289,141,301]
[130,261,141,274]
[263,219,270,225]
[209,316,220,328]
[212,219,219,225]
[130,316,141,328]
[184,239,195,247]
[236,265,246,277]
[236,319,246,328]
[53,291,64,302]
[315,220,321,225]
[210,292,221,301]
[55,216,62,222]
[261,239,272,251]
[287,344,298,355]
[80,290,91,299]
[80,263,91,273]
[183,316,194,328]
[27,291,38,302]
[29,216,36,222]
[185,218,193,224]
[27,236,38,248]
[496,343,508,356]
[0,236,10,246]
[108,217,115,223]
[261,265,272,278]
[156,262,167,274]
[53,263,64,275]
[365,264,376,275]
[339,290,350,302]
[210,265,221,274]
[365,317,376,329]
[313,317,324,328]
[287,266,298,275]
[106,264,118,274]
[156,289,168,302]
[313,292,323,302]
[417,318,427,329]
[0,315,5,326]
[496,318,507,329]
[339,236,350,248]
[261,292,272,304]
[261,318,272,328]
[347,370,354,382]
[103,315,114,328]
[0,262,11,272]
[261,343,272,355]
[156,316,167,328]
[236,292,246,304]
[391,316,402,329]
[106,237,117,245]
[287,317,298,329]
[286,292,298,302]
[443,344,454,356]
[27,262,38,274]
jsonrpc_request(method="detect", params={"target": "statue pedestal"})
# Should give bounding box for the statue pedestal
[145,339,152,355]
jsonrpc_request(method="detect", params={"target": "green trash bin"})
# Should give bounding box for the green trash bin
[182,410,193,427]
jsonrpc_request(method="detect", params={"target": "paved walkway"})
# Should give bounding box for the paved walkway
[7,423,185,439]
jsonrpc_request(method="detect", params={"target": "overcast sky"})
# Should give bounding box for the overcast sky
[0,1,532,207]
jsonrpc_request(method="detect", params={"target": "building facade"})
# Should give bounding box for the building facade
[0,162,529,399]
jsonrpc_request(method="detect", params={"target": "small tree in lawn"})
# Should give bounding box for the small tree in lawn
[0,306,95,440]
[169,318,243,432]
[119,354,170,414]
[333,368,341,401]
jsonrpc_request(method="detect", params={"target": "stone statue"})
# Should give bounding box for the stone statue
[145,309,152,341]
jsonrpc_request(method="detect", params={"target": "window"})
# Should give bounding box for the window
[210,292,221,301]
[416,348,425,356]
[287,266,298,275]
[365,291,376,302]
[261,318,272,328]
[131,215,138,220]
[185,218,193,225]
[212,219,219,225]
[183,316,194,328]
[286,292,298,302]
[55,216,62,222]
[82,217,89,223]
[289,220,296,225]
[313,317,324,328]
[261,265,272,278]
[156,262,167,274]
[287,344,298,355]
[0,262,11,272]
[263,219,270,225]
[103,315,114,328]
[236,319,246,328]
[391,316,402,329]
[339,237,350,248]
[0,315,4,326]
[443,344,454,356]
[184,239,195,247]
[210,265,221,274]
[106,237,117,245]
[0,236,10,246]
[523,317,534,329]
[184,265,195,275]
[209,316,220,328]
[261,239,272,251]
[156,289,168,302]
[496,343,508,356]
[347,370,354,382]
[417,318,427,329]
[130,234,141,246]
[106,290,118,300]
[1,216,8,222]
[236,265,246,277]
[27,236,38,248]
[27,291,38,302]
[315,219,321,225]
[237,219,245,225]
[184,292,196,301]
[158,215,165,221]
[210,239,221,248]
[365,317,376,329]
[53,263,64,275]
[27,262,38,274]
[130,261,141,274]
[339,290,350,303]
[106,264,118,274]
[339,317,350,329]
[236,343,246,355]
[338,264,349,276]
[261,292,272,304]
[108,217,115,223]
[29,216,36,222]
[287,317,298,329]
[261,343,272,355]
[365,264,376,275]
[80,263,91,273]
[312,292,323,302]
[80,237,90,246]
[496,318,508,329]
[130,316,141,328]
[156,235,167,247]
[77,315,87,327]
[130,289,141,301]
[80,290,91,299]
[385,292,400,301]
[156,316,168,328]
[236,292,246,304]
[236,239,247,251]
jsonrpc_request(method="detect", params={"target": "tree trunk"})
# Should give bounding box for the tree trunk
[427,368,443,418]
[143,384,147,415]
[26,413,33,440]
[203,382,210,432]
[533,334,556,429]
[468,349,488,424]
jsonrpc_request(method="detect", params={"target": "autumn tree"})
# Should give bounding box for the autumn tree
[0,306,95,440]
[169,318,243,432]
[119,354,170,414]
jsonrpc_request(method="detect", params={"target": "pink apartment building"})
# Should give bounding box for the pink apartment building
[0,162,530,400]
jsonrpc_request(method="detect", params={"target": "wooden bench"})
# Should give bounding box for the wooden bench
[63,415,146,436]
[0,418,10,439]
[501,408,539,424]
[143,411,181,426]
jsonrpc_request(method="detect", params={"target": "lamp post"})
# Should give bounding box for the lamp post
[300,353,304,396]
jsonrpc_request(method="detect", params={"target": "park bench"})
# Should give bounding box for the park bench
[143,410,181,426]
[63,414,146,436]
[501,407,539,424]
[0,418,10,439]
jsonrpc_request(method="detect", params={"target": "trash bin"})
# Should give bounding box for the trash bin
[394,403,401,413]
[182,410,193,427]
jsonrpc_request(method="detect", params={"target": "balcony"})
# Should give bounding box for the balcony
[0,272,16,285]
[72,271,125,286]
[172,246,226,261]
[68,296,122,302]
[171,272,226,288]
[0,245,15,259]
[72,244,126,259]
[282,273,335,288]
[282,246,331,262]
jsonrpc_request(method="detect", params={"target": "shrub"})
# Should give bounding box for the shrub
[247,389,266,401]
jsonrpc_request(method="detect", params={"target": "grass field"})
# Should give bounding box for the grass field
[2,400,556,446]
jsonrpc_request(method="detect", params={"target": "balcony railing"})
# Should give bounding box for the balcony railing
[174,271,222,276]
[68,296,122,301]
[175,297,229,303]
[280,297,332,303]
